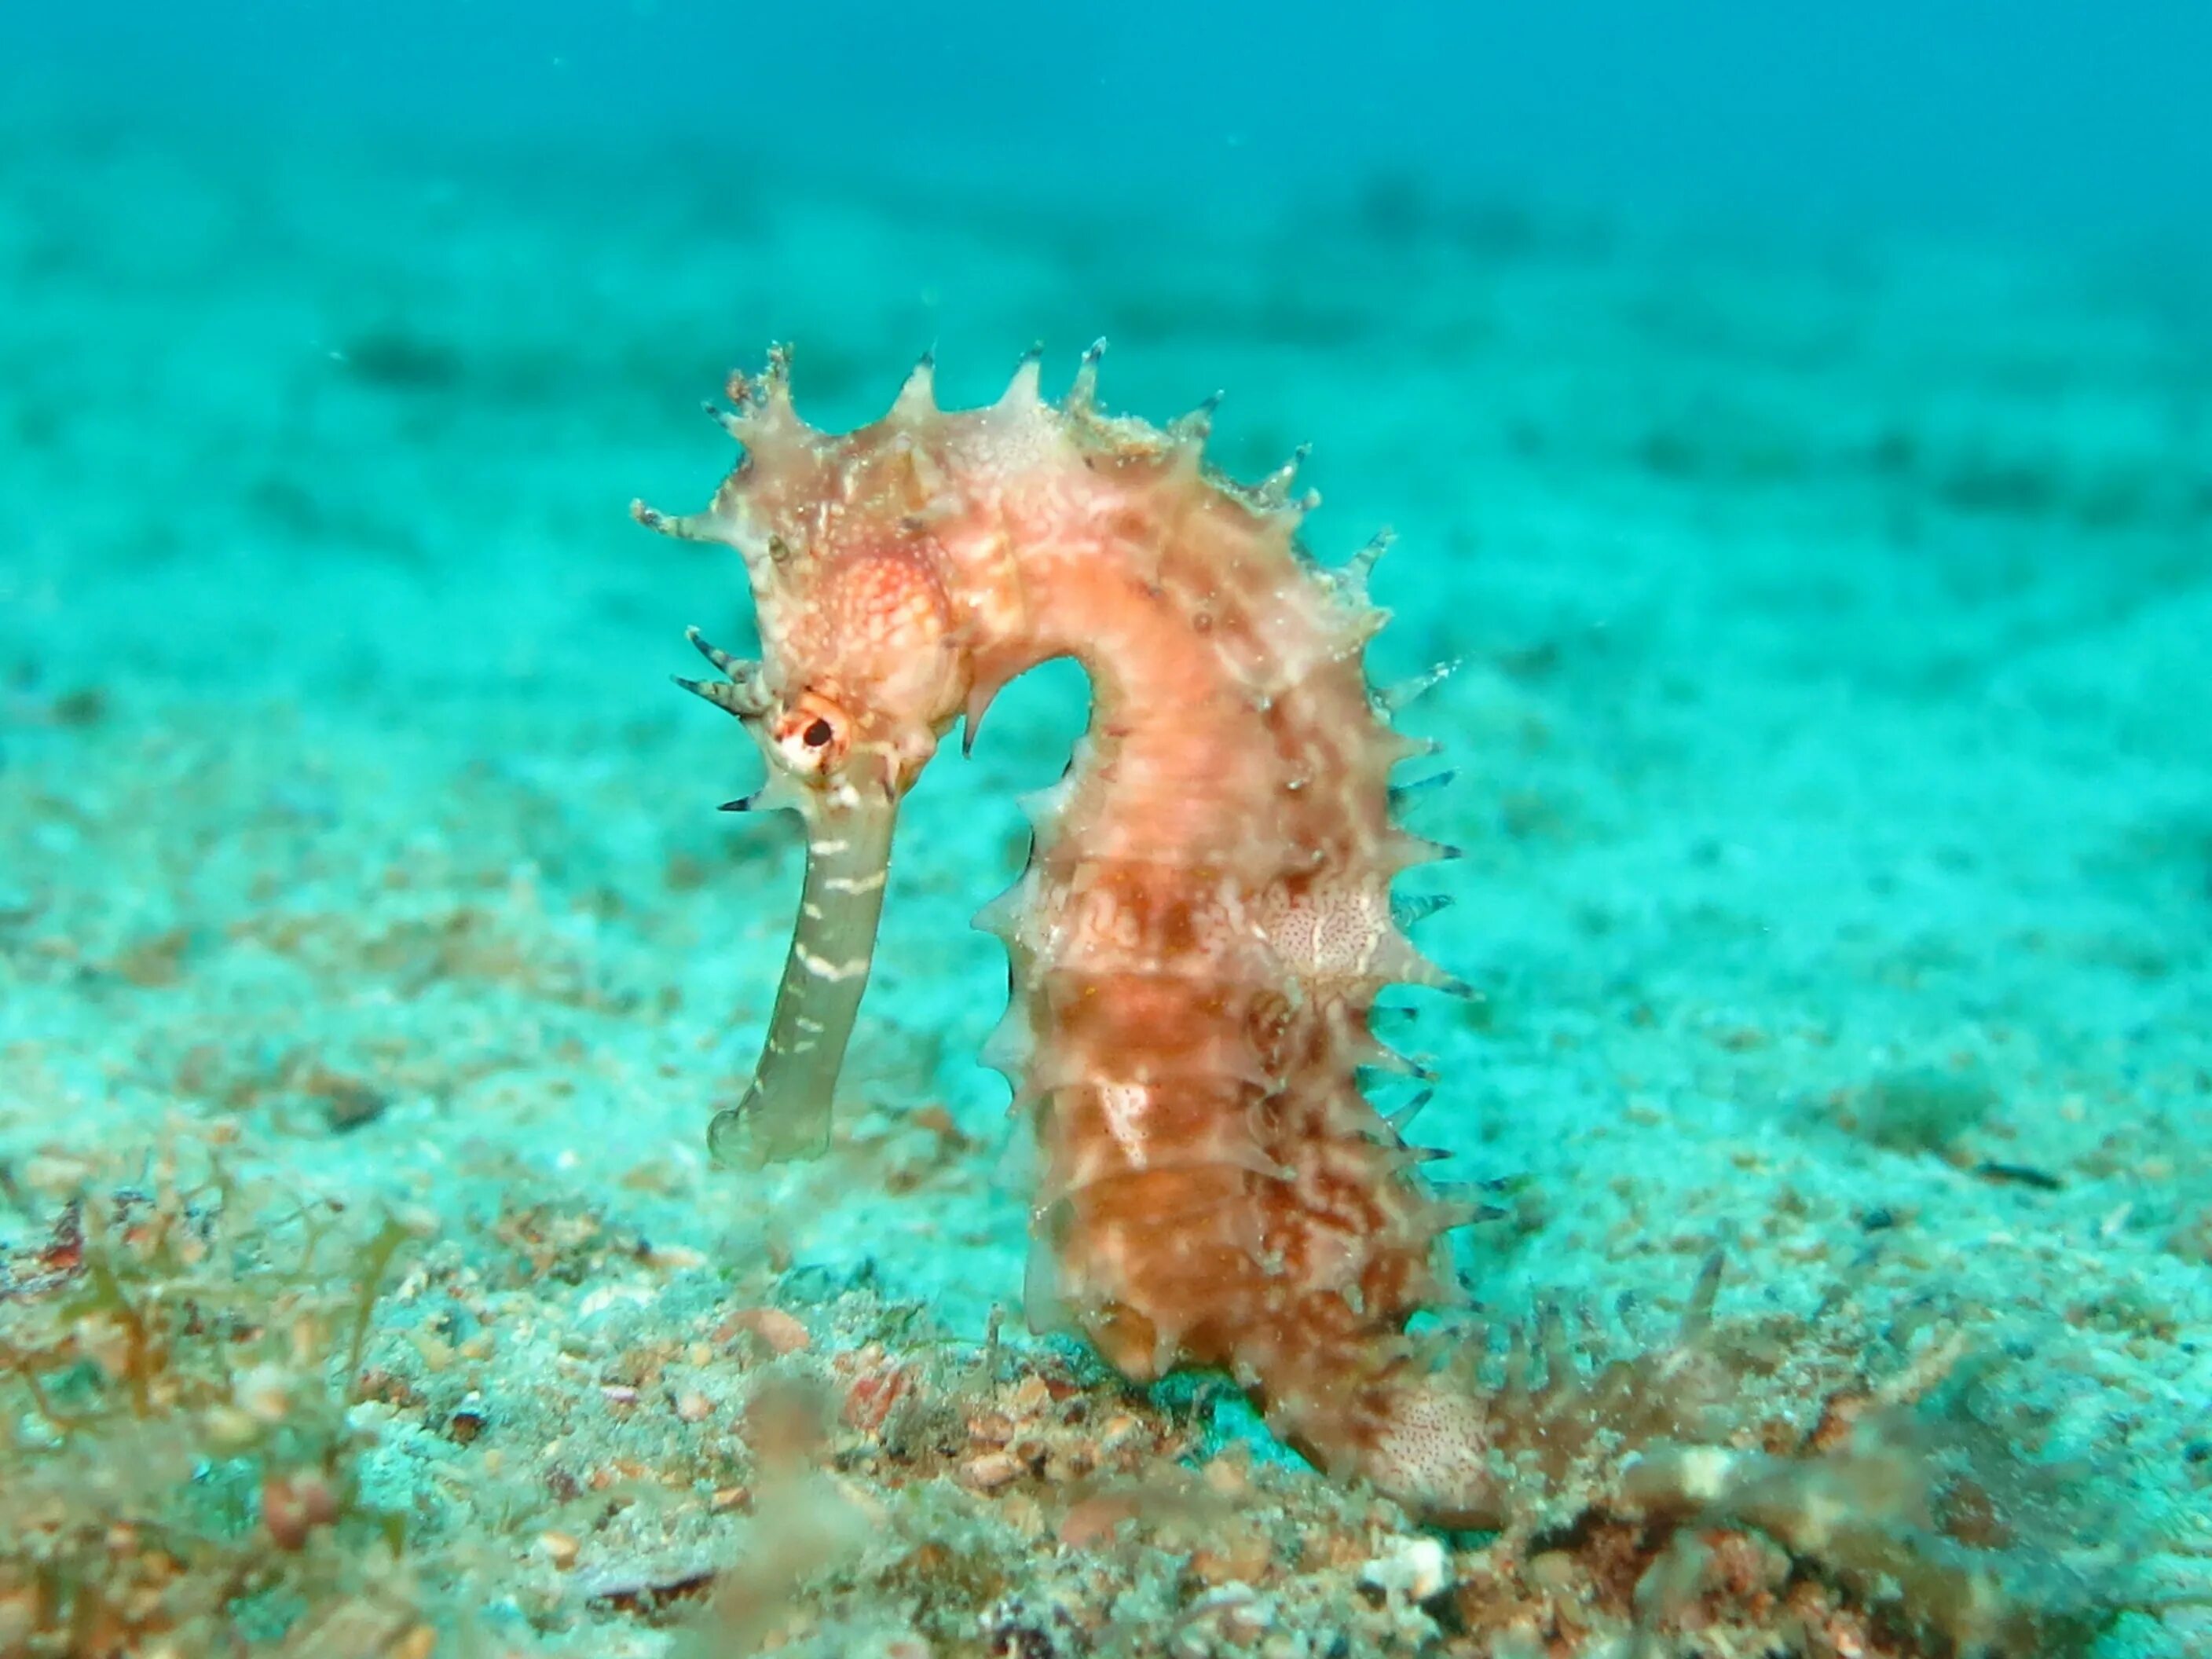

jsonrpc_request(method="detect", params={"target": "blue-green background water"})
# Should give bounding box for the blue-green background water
[1,4,2207,1654]
[10,2,2212,236]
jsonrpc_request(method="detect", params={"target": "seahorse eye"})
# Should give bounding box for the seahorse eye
[769,697,851,778]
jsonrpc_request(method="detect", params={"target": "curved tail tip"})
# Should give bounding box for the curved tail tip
[1359,1382,1507,1530]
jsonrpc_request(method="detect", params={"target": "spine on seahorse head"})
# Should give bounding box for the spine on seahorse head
[635,344,1507,1524]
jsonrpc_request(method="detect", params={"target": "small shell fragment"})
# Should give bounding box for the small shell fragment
[961,1451,1023,1492]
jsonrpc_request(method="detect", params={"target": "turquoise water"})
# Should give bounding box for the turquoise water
[1,6,2207,1656]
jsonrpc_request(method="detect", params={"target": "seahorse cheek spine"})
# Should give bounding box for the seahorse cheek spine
[639,347,1507,1525]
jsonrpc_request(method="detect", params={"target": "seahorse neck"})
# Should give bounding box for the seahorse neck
[975,539,1292,866]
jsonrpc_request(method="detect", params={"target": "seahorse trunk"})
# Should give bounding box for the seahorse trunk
[965,449,1477,1512]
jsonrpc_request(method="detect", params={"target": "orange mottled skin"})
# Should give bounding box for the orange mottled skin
[637,346,1502,1522]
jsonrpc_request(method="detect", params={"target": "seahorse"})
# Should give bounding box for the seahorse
[634,344,1504,1524]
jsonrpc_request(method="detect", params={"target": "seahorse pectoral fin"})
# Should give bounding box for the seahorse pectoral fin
[708,798,898,1167]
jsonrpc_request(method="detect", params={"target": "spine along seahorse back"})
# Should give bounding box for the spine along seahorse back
[635,346,1502,1522]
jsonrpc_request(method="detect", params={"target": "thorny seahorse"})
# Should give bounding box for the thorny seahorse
[634,344,1505,1524]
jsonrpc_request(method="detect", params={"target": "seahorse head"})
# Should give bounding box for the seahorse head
[672,346,979,812]
[742,529,965,805]
[632,346,979,1165]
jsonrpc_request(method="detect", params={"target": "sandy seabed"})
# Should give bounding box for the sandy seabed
[1,118,2208,1656]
